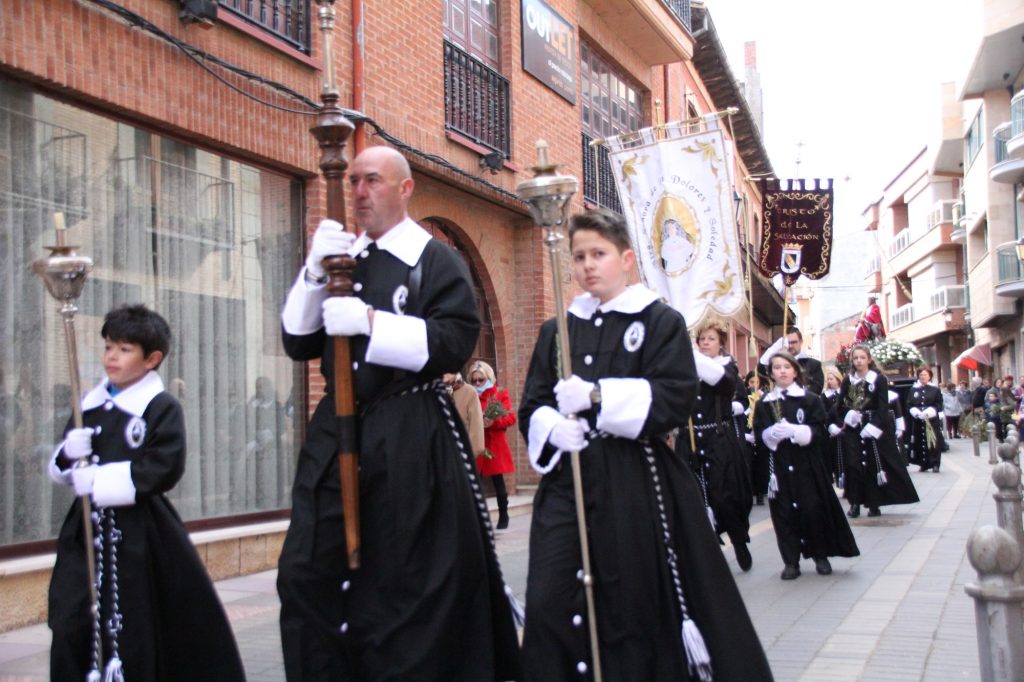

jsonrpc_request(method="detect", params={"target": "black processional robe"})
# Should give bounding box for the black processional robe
[905,382,946,471]
[675,355,754,548]
[754,385,860,565]
[834,371,920,509]
[519,286,772,682]
[48,371,245,682]
[277,218,521,681]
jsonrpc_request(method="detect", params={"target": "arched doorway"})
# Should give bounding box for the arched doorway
[420,218,497,375]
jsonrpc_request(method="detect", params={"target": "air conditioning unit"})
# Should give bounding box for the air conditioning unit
[930,200,956,228]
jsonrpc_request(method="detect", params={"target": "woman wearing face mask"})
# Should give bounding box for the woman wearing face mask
[754,351,859,580]
[469,360,517,530]
[834,345,919,519]
[676,319,755,571]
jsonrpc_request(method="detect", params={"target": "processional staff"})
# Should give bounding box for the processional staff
[310,0,361,569]
[31,213,101,672]
[517,140,604,682]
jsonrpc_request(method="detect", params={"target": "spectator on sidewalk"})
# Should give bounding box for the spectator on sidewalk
[444,372,485,461]
[469,360,517,530]
[955,381,973,437]
[941,382,962,440]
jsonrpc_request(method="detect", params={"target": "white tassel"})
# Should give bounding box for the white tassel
[102,656,125,682]
[837,473,845,490]
[681,617,713,682]
[876,470,888,486]
[504,584,526,627]
[87,670,102,682]
[767,473,779,500]
[705,505,716,530]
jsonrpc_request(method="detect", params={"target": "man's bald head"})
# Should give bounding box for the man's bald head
[349,146,415,238]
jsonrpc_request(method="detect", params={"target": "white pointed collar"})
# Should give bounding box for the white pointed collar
[764,383,806,401]
[794,351,809,360]
[823,387,839,398]
[850,370,878,386]
[912,380,932,388]
[568,285,659,320]
[82,371,165,418]
[348,216,430,267]
[888,390,898,402]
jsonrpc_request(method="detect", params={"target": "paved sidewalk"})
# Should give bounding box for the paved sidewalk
[0,439,1003,680]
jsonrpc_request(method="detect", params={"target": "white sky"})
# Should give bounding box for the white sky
[705,0,981,328]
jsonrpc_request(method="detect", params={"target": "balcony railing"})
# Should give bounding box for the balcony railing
[1012,90,1024,138]
[997,242,1023,284]
[444,40,511,157]
[865,255,881,276]
[890,302,914,330]
[994,122,1011,163]
[582,133,622,214]
[928,285,966,313]
[218,1,311,53]
[663,0,692,30]
[890,228,911,257]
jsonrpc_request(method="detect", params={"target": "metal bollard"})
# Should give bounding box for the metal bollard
[988,421,998,465]
[965,442,1024,682]
[973,420,982,458]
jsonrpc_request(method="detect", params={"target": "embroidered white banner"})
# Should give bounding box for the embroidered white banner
[606,125,744,327]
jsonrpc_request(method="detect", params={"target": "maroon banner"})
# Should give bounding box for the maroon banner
[758,179,834,286]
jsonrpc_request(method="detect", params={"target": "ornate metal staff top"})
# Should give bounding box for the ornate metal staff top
[31,212,101,667]
[517,141,604,681]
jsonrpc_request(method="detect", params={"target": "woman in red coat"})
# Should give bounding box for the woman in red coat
[469,360,517,529]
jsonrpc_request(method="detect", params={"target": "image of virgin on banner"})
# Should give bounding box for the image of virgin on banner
[758,179,834,286]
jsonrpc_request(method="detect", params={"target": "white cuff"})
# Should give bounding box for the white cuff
[595,378,651,439]
[49,442,73,485]
[365,311,428,372]
[759,337,785,366]
[896,417,905,432]
[828,424,842,437]
[694,354,726,385]
[91,461,136,507]
[761,426,780,452]
[731,401,745,417]
[528,405,565,474]
[790,424,812,446]
[861,423,883,440]
[282,270,328,335]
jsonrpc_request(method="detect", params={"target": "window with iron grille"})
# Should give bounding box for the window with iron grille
[218,0,311,54]
[580,42,643,213]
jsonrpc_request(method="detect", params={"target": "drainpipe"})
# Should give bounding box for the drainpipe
[352,0,366,153]
[663,64,670,119]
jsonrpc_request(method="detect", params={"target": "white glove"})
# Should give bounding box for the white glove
[306,219,355,280]
[828,424,842,437]
[64,427,95,460]
[694,353,726,385]
[923,407,937,419]
[322,297,371,336]
[744,432,755,444]
[844,410,863,428]
[731,401,745,417]
[548,417,588,452]
[71,465,97,497]
[758,336,787,366]
[554,375,596,416]
[909,407,922,419]
[770,422,794,441]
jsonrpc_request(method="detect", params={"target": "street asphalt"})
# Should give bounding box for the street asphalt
[0,436,1002,681]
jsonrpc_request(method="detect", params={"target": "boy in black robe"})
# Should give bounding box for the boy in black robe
[519,208,772,681]
[48,304,245,681]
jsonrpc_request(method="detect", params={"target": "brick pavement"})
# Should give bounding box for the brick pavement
[0,439,1003,681]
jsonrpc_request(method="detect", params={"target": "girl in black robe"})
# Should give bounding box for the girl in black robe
[676,318,754,571]
[520,209,773,682]
[822,366,844,483]
[833,345,920,518]
[755,350,859,580]
[905,366,946,472]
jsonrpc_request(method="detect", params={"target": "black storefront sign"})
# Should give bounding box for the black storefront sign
[521,0,576,104]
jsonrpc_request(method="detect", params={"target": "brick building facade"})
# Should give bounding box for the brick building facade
[0,0,785,629]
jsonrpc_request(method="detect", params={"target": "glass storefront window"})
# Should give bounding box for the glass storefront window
[0,78,304,548]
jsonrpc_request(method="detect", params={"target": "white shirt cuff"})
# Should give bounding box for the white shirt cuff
[528,405,564,474]
[365,311,428,372]
[281,270,328,335]
[595,378,651,439]
[694,354,726,385]
[49,442,73,485]
[92,461,136,507]
[896,417,905,432]
[861,423,883,440]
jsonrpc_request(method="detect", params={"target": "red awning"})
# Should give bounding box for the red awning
[953,344,992,371]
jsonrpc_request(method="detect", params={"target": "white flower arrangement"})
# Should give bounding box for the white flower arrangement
[865,337,924,368]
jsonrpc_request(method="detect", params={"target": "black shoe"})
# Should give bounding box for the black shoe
[496,510,510,530]
[780,564,800,580]
[734,543,753,572]
[867,507,881,517]
[815,558,832,575]
[847,504,860,518]
[755,494,765,506]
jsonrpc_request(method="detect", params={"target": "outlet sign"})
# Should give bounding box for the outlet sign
[521,0,576,104]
